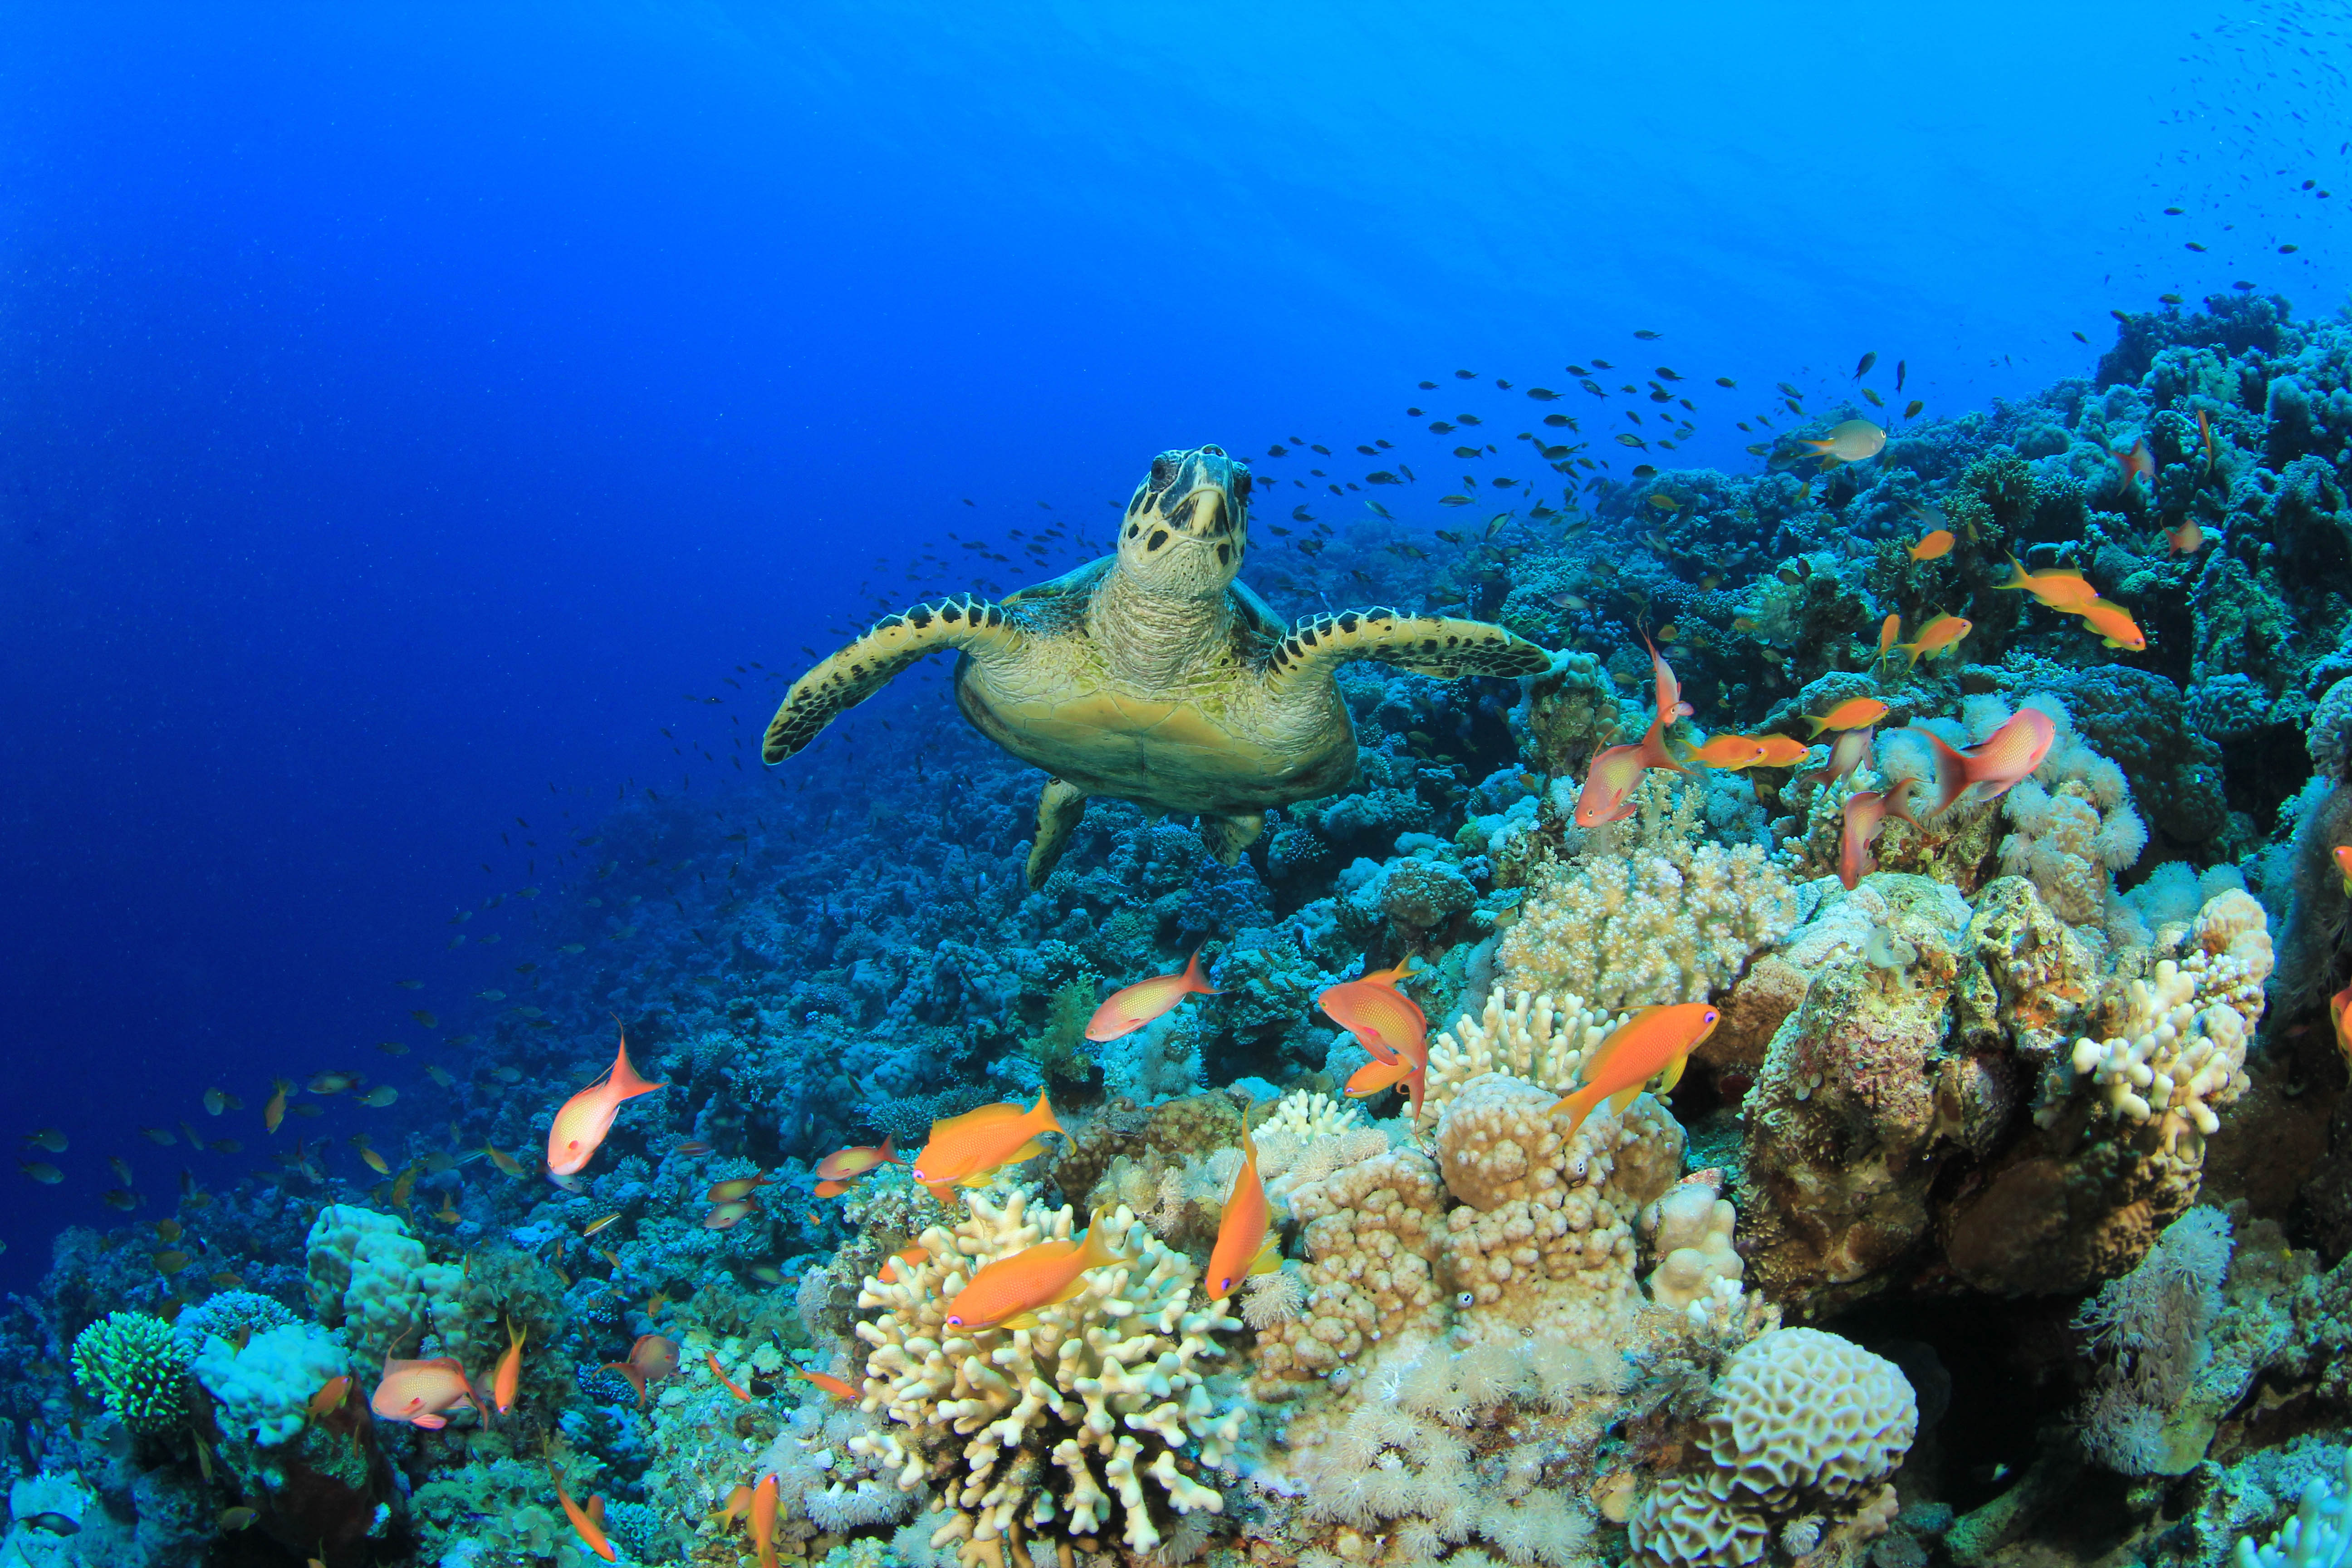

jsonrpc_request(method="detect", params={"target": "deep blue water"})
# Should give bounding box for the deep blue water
[0,0,2342,1286]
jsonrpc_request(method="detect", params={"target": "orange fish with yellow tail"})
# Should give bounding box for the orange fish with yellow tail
[1684,733,1770,770]
[751,1473,780,1568]
[942,1214,1137,1332]
[2067,597,2147,652]
[491,1317,526,1416]
[909,1090,1065,1200]
[1839,778,1924,890]
[1317,960,1427,1063]
[1903,708,2056,815]
[795,1368,858,1399]
[264,1079,291,1136]
[1205,1107,1282,1302]
[1576,635,1692,826]
[1546,1002,1722,1142]
[546,1026,666,1177]
[707,1351,754,1402]
[1085,951,1218,1041]
[1908,529,1955,561]
[813,1135,900,1184]
[1745,734,1813,769]
[1899,613,1972,667]
[1803,696,1888,738]
[552,1470,617,1563]
[1996,553,2101,611]
[2334,845,2352,895]
[2332,983,2352,1071]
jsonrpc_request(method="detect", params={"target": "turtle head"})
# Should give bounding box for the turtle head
[1115,446,1251,598]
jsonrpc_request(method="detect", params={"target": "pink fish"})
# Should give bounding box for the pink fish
[1818,726,1874,784]
[371,1353,482,1430]
[547,1025,667,1177]
[1575,636,1692,826]
[1085,951,1218,1041]
[1903,709,2056,815]
[1838,778,1923,890]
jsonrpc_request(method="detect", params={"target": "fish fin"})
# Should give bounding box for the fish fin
[998,1311,1040,1332]
[1249,1232,1284,1276]
[413,1413,446,1430]
[1264,609,1550,693]
[877,1133,899,1164]
[588,1495,606,1528]
[1547,1083,1601,1141]
[1199,812,1265,867]
[1003,1137,1049,1166]
[1605,1084,1645,1115]
[764,594,1030,763]
[1901,724,1970,815]
[1655,1054,1688,1095]
[1026,1089,1066,1142]
[606,1028,666,1100]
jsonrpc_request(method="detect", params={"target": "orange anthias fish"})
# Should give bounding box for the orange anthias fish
[553,1473,617,1563]
[941,1216,1136,1332]
[1204,1107,1281,1302]
[1084,951,1219,1041]
[2332,983,2352,1071]
[812,1135,900,1184]
[1685,733,1770,769]
[1546,1002,1722,1142]
[1899,613,1972,667]
[2068,597,2148,652]
[1997,554,2101,611]
[706,1174,777,1203]
[1908,529,1955,561]
[598,1334,680,1409]
[547,1026,667,1177]
[908,1090,1065,1201]
[1804,696,1889,737]
[2110,434,2156,490]
[2164,519,2205,554]
[1746,734,1813,768]
[878,1244,928,1284]
[2197,407,2216,471]
[1904,708,2058,815]
[264,1079,290,1136]
[707,1351,754,1402]
[795,1368,858,1400]
[1839,778,1924,890]
[1576,635,1691,825]
[306,1374,352,1422]
[2334,844,2352,895]
[492,1318,527,1415]
[703,1199,756,1229]
[371,1353,481,1430]
[1317,960,1427,1063]
[751,1473,780,1568]
[1875,614,1901,665]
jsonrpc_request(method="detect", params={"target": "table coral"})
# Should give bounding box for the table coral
[851,1192,1242,1565]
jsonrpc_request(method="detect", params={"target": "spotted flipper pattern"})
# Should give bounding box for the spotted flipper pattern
[762,596,1027,763]
[1263,608,1550,690]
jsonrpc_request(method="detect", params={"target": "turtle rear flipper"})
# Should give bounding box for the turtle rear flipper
[763,596,1027,764]
[1200,811,1265,866]
[1264,608,1551,689]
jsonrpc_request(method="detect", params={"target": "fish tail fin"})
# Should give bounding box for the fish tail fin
[1883,776,1924,830]
[1180,948,1221,997]
[1804,714,1829,739]
[1901,725,1969,815]
[1081,1212,1139,1272]
[608,1031,666,1100]
[1026,1088,1066,1142]
[1546,1083,1602,1140]
[1902,642,1925,669]
[1997,553,2033,591]
[877,1133,900,1165]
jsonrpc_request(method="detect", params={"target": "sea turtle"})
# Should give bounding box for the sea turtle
[763,444,1551,886]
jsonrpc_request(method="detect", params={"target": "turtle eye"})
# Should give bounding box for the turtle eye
[1151,455,1177,486]
[1233,472,1253,499]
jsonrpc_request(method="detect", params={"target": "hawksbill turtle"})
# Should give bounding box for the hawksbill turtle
[763,444,1551,886]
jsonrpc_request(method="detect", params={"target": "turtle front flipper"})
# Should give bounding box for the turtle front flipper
[763,597,1027,764]
[1026,779,1089,887]
[1263,608,1550,688]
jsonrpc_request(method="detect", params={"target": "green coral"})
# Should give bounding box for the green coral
[71,1310,191,1436]
[1020,977,1099,1085]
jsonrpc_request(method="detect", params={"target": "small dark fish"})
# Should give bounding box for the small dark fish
[1894,359,1907,392]
[1633,329,1661,340]
[1852,351,1877,380]
[1714,377,1736,388]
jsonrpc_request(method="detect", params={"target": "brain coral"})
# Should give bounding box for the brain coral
[851,1192,1242,1565]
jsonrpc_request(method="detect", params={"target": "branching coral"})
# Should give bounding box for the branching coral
[1500,778,1798,1009]
[2235,1448,2352,1568]
[70,1311,190,1437]
[852,1193,1243,1565]
[2069,889,2270,1151]
[1424,989,1626,1122]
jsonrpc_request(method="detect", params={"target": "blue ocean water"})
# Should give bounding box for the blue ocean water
[2,3,2350,1562]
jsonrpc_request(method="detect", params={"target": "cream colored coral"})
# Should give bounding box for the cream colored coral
[1264,1089,1364,1142]
[1500,840,1797,1010]
[1432,1076,1685,1340]
[851,1193,1241,1564]
[304,1205,468,1365]
[1700,1328,1916,1506]
[1425,989,1626,1120]
[1252,1150,1446,1390]
[1644,1174,1744,1315]
[1628,1475,1769,1568]
[2070,889,2270,1147]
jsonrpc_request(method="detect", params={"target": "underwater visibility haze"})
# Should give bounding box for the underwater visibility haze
[8,1,2352,1565]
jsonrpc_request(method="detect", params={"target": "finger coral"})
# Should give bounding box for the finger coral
[852,1191,1243,1565]
[1423,988,1625,1122]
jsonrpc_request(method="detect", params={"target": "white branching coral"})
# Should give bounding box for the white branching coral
[1263,1089,1363,1142]
[2234,1448,2352,1568]
[852,1192,1242,1565]
[1424,989,1626,1120]
[2070,889,2271,1149]
[1500,793,1798,1009]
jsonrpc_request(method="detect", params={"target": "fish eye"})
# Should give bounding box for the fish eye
[1455,1290,1475,1308]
